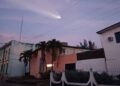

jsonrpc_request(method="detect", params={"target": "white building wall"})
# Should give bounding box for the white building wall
[76,58,106,73]
[8,40,33,77]
[0,40,34,77]
[64,47,87,55]
[0,49,2,73]
[100,27,120,75]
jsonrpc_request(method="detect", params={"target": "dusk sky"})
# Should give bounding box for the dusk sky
[0,0,120,47]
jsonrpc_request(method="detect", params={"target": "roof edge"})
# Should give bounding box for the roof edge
[97,22,120,34]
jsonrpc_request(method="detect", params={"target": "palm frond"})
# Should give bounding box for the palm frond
[19,49,33,66]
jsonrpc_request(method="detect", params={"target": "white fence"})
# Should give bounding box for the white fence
[50,69,120,86]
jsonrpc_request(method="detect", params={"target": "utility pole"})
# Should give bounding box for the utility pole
[19,16,23,42]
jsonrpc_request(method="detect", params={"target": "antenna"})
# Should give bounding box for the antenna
[19,16,23,41]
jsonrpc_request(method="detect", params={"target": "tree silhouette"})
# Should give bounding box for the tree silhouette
[88,41,95,50]
[36,41,47,73]
[46,39,63,71]
[19,49,32,75]
[80,40,96,50]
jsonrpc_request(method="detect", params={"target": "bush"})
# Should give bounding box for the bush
[25,72,30,77]
[117,74,120,80]
[41,70,51,79]
[94,72,115,85]
[53,72,62,81]
[65,70,89,83]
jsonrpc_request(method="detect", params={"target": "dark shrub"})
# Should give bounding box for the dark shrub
[53,72,62,81]
[65,70,89,83]
[41,70,51,79]
[25,72,30,77]
[94,72,114,85]
[117,74,120,80]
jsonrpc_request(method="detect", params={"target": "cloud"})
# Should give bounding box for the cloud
[0,32,31,43]
[0,15,59,24]
[0,32,18,42]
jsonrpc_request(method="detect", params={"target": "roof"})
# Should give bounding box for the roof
[14,40,34,45]
[32,45,88,55]
[63,45,85,49]
[0,41,11,49]
[0,40,34,49]
[97,22,120,34]
[34,45,87,51]
[77,48,105,60]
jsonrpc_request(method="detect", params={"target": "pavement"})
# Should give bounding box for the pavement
[0,79,49,86]
[0,82,32,86]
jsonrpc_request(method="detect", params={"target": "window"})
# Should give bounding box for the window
[108,37,113,42]
[0,63,1,73]
[5,50,7,60]
[65,63,75,70]
[62,49,65,54]
[8,48,10,60]
[115,31,120,43]
[5,63,8,74]
[0,64,3,73]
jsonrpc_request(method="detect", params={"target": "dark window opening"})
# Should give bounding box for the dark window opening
[65,63,75,70]
[115,31,120,43]
[62,49,65,54]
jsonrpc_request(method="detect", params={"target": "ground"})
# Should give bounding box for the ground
[0,79,49,86]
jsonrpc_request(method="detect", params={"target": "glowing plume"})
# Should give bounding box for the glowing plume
[8,0,61,19]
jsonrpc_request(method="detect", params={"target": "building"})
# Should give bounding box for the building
[30,45,88,78]
[76,49,107,73]
[97,22,120,75]
[0,40,34,78]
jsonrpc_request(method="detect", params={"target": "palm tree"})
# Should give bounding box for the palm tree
[36,41,47,74]
[19,49,32,75]
[46,39,63,71]
[80,40,96,50]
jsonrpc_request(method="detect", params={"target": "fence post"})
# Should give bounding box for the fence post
[50,72,52,86]
[61,71,64,86]
[89,68,97,86]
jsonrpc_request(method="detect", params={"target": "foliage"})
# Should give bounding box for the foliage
[53,72,62,81]
[35,41,47,73]
[94,72,120,85]
[80,40,96,50]
[117,74,120,80]
[36,41,46,49]
[65,70,89,83]
[46,39,63,70]
[19,49,33,66]
[35,41,46,58]
[41,70,51,79]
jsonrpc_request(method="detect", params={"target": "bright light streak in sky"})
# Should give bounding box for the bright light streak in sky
[1,0,120,47]
[44,12,61,19]
[46,11,62,19]
[8,0,61,20]
[55,15,61,19]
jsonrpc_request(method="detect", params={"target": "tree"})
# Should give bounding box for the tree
[80,39,88,49]
[80,40,96,50]
[83,39,88,48]
[46,39,63,71]
[19,49,32,75]
[88,41,95,50]
[36,41,47,73]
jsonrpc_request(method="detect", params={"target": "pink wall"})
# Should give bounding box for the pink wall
[54,54,77,72]
[30,50,77,78]
[30,51,41,78]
